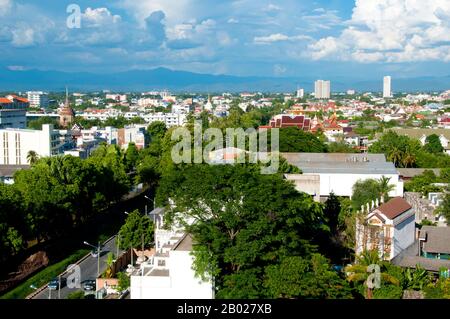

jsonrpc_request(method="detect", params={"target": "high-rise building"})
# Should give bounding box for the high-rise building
[27,91,49,108]
[383,76,392,98]
[314,80,331,99]
[296,88,304,99]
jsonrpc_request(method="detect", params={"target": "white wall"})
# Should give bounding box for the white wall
[392,212,415,259]
[130,251,213,299]
[303,173,403,197]
[0,124,57,165]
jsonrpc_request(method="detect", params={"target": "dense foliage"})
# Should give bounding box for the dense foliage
[0,145,132,262]
[370,131,450,168]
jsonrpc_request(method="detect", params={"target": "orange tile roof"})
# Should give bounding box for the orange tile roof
[0,98,13,104]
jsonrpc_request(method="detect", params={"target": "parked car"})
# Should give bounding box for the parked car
[48,277,66,290]
[82,279,96,292]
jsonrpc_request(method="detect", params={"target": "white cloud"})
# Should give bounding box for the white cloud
[11,26,35,47]
[7,65,27,71]
[0,0,12,16]
[264,4,281,12]
[254,33,311,44]
[227,18,239,24]
[120,0,194,26]
[309,0,450,63]
[83,7,121,28]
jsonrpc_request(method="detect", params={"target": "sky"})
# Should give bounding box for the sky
[0,0,449,79]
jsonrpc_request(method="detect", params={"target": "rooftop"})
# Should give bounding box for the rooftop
[173,233,193,251]
[377,197,412,220]
[281,153,398,175]
[0,165,30,177]
[420,226,450,255]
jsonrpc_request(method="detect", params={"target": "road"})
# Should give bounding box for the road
[33,236,121,299]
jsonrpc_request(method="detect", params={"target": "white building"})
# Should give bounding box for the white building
[106,94,127,103]
[26,91,49,108]
[314,80,331,99]
[142,112,186,127]
[355,197,415,261]
[296,89,305,99]
[282,153,403,199]
[118,125,148,150]
[130,208,214,299]
[0,124,61,165]
[383,76,392,98]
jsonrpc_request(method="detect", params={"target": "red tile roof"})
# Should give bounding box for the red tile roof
[378,197,412,220]
[0,98,12,104]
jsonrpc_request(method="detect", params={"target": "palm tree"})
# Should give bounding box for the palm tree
[26,150,39,165]
[401,146,416,168]
[378,176,395,202]
[404,265,430,291]
[387,147,403,167]
[345,250,399,299]
[104,252,115,279]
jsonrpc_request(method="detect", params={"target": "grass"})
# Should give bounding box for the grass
[0,249,89,300]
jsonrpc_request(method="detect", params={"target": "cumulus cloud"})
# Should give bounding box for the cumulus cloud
[0,0,12,16]
[308,0,450,62]
[254,33,311,44]
[83,7,121,28]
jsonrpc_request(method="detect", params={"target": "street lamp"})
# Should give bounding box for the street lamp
[144,195,155,212]
[84,240,101,277]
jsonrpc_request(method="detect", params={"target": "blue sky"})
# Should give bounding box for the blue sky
[0,0,449,78]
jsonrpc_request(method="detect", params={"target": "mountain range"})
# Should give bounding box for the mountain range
[1,67,449,93]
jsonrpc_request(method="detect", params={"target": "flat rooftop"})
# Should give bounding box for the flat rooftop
[281,153,398,175]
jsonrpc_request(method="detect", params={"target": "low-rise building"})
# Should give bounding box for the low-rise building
[355,197,415,261]
[0,124,61,165]
[130,208,214,299]
[283,153,403,199]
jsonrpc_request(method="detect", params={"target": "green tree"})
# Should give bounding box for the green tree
[117,272,131,293]
[264,254,353,299]
[345,250,400,299]
[157,164,327,298]
[351,179,382,211]
[147,121,168,141]
[424,134,444,154]
[436,194,450,224]
[266,127,327,153]
[26,150,39,165]
[118,210,154,250]
[324,192,341,235]
[378,176,395,202]
[125,143,139,172]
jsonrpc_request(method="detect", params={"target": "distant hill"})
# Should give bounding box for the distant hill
[1,67,448,93]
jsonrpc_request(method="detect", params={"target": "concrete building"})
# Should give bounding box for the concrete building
[130,208,214,299]
[0,95,28,129]
[314,80,331,99]
[282,153,403,199]
[383,76,392,98]
[118,125,148,150]
[142,112,187,127]
[296,88,304,99]
[0,124,61,165]
[26,91,49,108]
[356,197,415,261]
